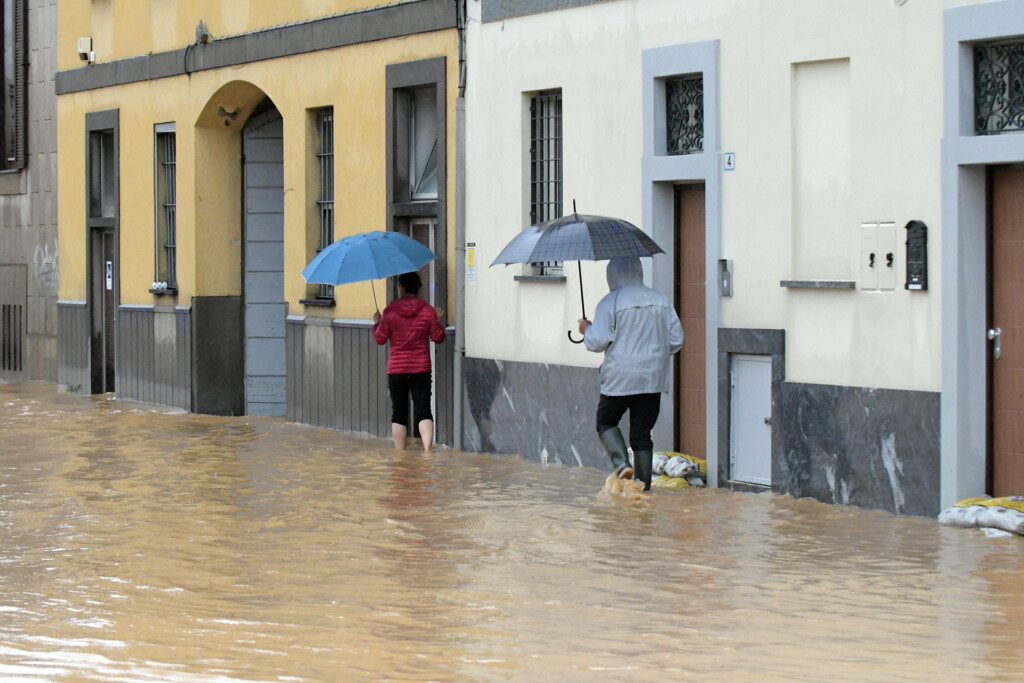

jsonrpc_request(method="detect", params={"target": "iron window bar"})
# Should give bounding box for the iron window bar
[316,107,335,300]
[153,127,177,294]
[530,90,563,275]
[1,303,22,373]
[975,39,1024,135]
[162,132,177,290]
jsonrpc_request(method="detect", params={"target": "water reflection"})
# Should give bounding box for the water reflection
[1,382,1023,681]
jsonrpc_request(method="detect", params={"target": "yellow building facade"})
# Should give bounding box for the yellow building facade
[56,0,460,441]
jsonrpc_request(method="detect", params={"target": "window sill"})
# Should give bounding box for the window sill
[149,287,178,296]
[780,280,856,290]
[514,275,567,283]
[300,298,336,307]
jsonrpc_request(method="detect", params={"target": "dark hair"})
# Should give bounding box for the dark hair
[398,271,422,295]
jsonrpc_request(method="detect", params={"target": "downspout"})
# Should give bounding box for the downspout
[453,0,467,450]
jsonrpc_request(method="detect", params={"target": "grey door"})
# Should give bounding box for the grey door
[730,354,772,486]
[243,108,286,416]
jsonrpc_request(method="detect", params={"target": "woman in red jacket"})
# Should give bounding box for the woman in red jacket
[372,271,446,451]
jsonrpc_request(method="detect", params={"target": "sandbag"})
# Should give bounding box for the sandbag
[938,496,1024,535]
[652,452,669,476]
[664,455,698,479]
[651,474,691,490]
[656,451,707,475]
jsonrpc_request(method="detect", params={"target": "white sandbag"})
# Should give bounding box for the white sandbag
[652,452,669,476]
[664,455,698,479]
[938,505,984,529]
[982,527,1017,538]
[975,505,1024,536]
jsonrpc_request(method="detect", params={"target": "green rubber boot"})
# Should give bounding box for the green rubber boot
[599,427,633,479]
[633,450,653,491]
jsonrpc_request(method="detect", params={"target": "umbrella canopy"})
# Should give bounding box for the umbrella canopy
[301,230,436,286]
[489,210,665,344]
[490,213,663,267]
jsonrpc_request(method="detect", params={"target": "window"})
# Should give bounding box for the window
[0,0,25,171]
[975,40,1024,135]
[666,74,703,155]
[529,89,562,275]
[315,107,334,300]
[409,88,437,201]
[153,124,177,291]
[89,130,116,218]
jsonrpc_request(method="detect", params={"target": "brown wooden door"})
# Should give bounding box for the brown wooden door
[989,167,1024,496]
[675,185,705,459]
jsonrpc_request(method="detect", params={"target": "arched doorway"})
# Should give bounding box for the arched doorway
[242,100,286,416]
[191,83,285,417]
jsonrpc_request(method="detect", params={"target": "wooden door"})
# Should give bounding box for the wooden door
[675,185,705,459]
[989,167,1024,496]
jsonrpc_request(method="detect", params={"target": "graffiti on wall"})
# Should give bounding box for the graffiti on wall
[33,240,58,295]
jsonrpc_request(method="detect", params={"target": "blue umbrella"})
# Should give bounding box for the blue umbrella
[490,206,664,343]
[302,230,436,310]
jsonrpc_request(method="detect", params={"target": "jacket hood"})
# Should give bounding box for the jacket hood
[606,257,643,291]
[390,295,430,318]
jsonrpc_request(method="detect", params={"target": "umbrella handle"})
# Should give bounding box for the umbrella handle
[371,280,379,313]
[567,261,586,343]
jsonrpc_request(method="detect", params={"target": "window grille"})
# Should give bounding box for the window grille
[0,0,25,171]
[155,129,177,290]
[316,107,335,299]
[975,40,1024,135]
[1,303,22,373]
[530,90,563,275]
[666,75,704,155]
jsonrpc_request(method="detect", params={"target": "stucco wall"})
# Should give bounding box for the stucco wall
[465,0,989,393]
[57,0,413,71]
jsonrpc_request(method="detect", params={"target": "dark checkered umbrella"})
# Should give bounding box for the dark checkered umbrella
[490,213,663,265]
[490,210,664,343]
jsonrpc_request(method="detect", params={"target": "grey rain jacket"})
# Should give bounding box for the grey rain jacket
[583,257,684,396]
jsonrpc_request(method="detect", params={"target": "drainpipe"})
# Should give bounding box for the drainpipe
[454,97,466,451]
[453,0,467,451]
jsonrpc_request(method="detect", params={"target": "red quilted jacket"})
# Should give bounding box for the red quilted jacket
[372,295,445,374]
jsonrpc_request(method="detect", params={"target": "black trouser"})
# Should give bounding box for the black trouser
[388,372,433,426]
[595,392,661,452]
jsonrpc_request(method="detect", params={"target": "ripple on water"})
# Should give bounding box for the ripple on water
[1,382,1023,681]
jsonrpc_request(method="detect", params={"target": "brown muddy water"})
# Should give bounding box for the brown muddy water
[1,382,1023,682]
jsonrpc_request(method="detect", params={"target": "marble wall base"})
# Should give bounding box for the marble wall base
[462,356,610,469]
[777,382,941,517]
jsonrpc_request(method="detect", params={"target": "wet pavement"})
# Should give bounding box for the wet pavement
[1,381,1023,681]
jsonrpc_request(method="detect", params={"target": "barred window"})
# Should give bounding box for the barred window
[154,124,177,291]
[0,0,25,171]
[975,40,1024,135]
[316,107,335,299]
[529,89,562,275]
[666,74,703,155]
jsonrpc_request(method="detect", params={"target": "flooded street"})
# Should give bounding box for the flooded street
[1,383,1023,681]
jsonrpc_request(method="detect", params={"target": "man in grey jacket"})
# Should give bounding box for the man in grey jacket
[578,257,684,490]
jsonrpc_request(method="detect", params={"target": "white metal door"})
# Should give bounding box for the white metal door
[730,354,772,486]
[243,108,286,416]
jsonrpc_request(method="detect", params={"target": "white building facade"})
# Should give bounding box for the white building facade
[460,0,1024,516]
